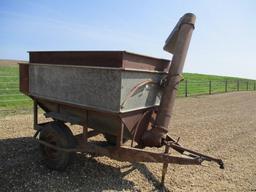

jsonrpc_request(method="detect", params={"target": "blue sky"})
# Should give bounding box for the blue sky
[0,0,255,79]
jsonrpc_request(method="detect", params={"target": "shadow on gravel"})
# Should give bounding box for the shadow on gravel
[0,137,163,192]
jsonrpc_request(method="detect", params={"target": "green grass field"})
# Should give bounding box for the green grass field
[178,73,256,97]
[0,66,32,111]
[0,64,255,111]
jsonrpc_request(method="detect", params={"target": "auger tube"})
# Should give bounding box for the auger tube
[141,13,196,147]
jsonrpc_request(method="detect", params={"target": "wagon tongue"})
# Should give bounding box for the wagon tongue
[164,135,224,169]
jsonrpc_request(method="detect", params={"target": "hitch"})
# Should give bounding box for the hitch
[165,135,224,169]
[159,135,224,188]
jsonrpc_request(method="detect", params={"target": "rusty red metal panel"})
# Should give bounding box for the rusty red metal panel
[28,51,170,72]
[19,63,29,94]
[122,52,170,72]
[29,51,123,68]
[120,108,157,144]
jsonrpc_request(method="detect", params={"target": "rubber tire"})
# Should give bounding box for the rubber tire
[103,133,128,145]
[39,121,76,171]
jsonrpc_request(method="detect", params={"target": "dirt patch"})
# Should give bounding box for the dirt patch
[0,91,256,191]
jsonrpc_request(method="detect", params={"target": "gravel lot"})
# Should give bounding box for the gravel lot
[0,91,256,191]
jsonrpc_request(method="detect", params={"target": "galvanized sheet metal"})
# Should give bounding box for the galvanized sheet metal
[29,64,164,113]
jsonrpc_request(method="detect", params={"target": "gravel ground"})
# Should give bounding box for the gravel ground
[0,91,256,192]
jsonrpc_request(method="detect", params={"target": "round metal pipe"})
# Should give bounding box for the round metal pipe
[142,13,196,147]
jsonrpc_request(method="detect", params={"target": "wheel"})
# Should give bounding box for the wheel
[103,133,128,145]
[39,121,76,171]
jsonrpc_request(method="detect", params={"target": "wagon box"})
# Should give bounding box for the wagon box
[20,51,169,113]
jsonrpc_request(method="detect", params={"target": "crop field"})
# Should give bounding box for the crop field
[0,91,256,191]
